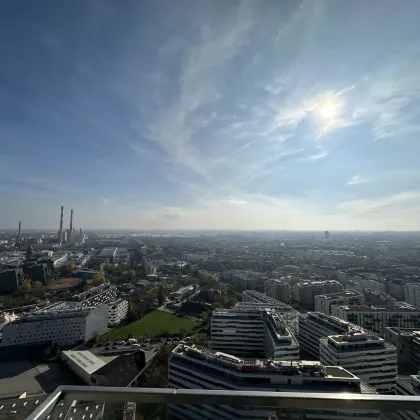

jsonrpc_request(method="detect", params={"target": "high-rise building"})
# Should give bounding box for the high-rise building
[298,311,368,359]
[265,279,291,303]
[405,283,420,308]
[320,332,397,393]
[315,290,365,315]
[211,306,299,360]
[168,344,378,420]
[331,305,420,337]
[324,230,330,241]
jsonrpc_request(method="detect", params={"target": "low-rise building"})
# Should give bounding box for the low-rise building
[320,332,397,393]
[315,289,364,315]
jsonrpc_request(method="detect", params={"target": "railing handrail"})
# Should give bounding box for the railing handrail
[27,385,420,420]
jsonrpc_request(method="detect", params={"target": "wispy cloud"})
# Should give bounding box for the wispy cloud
[347,175,368,186]
[161,206,183,220]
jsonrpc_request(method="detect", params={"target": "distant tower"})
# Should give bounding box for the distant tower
[80,228,82,238]
[58,206,64,244]
[69,209,74,238]
[26,245,33,259]
[324,231,330,242]
[17,221,21,246]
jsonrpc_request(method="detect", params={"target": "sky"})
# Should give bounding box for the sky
[1,0,420,230]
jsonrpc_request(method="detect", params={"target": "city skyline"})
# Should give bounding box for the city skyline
[2,1,420,230]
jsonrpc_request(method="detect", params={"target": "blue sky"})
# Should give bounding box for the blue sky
[2,0,420,230]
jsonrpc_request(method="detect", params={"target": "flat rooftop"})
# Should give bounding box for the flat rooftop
[318,290,363,300]
[337,305,420,312]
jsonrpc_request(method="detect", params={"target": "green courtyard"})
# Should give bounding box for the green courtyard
[103,310,199,340]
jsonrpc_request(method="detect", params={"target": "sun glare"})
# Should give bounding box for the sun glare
[318,100,337,119]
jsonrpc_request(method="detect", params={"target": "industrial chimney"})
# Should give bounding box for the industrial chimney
[17,221,21,245]
[69,209,73,238]
[58,206,64,244]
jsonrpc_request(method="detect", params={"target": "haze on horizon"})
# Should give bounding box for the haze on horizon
[2,0,420,231]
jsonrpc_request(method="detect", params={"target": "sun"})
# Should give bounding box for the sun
[318,100,337,119]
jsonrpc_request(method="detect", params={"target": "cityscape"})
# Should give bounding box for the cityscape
[2,0,420,419]
[1,206,420,418]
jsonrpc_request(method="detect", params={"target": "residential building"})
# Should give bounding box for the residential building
[293,280,343,309]
[331,305,420,337]
[107,299,128,327]
[315,290,364,315]
[299,311,367,359]
[0,305,108,348]
[265,279,291,303]
[211,306,299,360]
[395,375,420,420]
[320,332,397,393]
[168,344,378,420]
[385,328,420,375]
[405,283,420,308]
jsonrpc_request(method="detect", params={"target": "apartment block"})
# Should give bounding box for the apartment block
[168,344,378,420]
[293,280,343,309]
[331,305,420,337]
[107,299,128,327]
[265,279,291,303]
[320,332,397,393]
[298,311,367,359]
[315,290,364,315]
[211,306,299,360]
[405,283,420,308]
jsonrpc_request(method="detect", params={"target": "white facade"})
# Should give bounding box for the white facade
[265,279,291,303]
[168,344,378,420]
[298,311,366,359]
[315,290,364,315]
[107,299,128,326]
[405,283,420,308]
[211,307,299,360]
[62,350,105,384]
[320,332,397,393]
[0,306,108,348]
[395,375,420,420]
[331,305,420,337]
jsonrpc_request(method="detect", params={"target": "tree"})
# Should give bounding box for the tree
[157,284,165,305]
[92,273,105,286]
[22,280,32,294]
[33,281,42,288]
[60,263,75,277]
[127,270,136,279]
[122,271,129,279]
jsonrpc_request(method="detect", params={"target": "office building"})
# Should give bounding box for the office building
[299,311,367,359]
[168,344,378,420]
[331,305,420,337]
[211,306,299,360]
[395,375,420,420]
[320,332,397,393]
[405,283,420,308]
[0,305,108,348]
[315,289,364,315]
[293,280,343,309]
[265,279,291,303]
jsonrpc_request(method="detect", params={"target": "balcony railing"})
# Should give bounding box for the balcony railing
[26,385,420,420]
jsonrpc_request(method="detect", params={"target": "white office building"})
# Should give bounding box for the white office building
[211,306,299,360]
[405,283,420,308]
[298,311,367,359]
[320,332,397,393]
[0,305,108,348]
[315,290,364,315]
[265,279,291,303]
[168,344,378,420]
[107,299,128,327]
[331,305,420,337]
[395,375,420,420]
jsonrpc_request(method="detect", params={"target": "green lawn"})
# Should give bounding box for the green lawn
[103,310,198,340]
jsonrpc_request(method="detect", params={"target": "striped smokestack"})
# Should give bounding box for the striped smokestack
[59,206,64,244]
[70,209,73,237]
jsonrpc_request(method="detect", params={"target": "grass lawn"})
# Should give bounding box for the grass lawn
[103,310,199,340]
